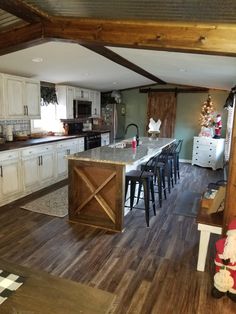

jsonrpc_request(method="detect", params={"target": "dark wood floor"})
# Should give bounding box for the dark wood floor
[1,164,236,313]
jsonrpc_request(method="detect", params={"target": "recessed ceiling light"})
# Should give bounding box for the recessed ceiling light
[113,81,117,85]
[32,57,43,63]
[179,68,187,72]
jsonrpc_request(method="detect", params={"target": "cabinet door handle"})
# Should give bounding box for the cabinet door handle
[0,165,3,177]
[41,156,43,165]
[38,156,41,166]
[26,105,29,115]
[23,105,26,115]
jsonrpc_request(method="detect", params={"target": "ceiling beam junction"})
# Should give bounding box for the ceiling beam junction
[81,44,166,85]
[0,0,51,23]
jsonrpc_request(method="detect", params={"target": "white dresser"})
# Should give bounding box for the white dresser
[192,136,225,170]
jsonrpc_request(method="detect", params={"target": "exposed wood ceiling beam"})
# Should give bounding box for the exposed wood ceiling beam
[0,23,47,56]
[1,17,236,57]
[140,87,209,93]
[81,44,166,84]
[0,0,51,23]
[42,17,236,57]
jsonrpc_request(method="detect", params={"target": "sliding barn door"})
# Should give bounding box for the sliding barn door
[147,92,177,137]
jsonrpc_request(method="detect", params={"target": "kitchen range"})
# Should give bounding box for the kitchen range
[61,120,107,150]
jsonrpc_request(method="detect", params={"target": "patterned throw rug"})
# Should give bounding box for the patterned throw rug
[0,270,25,305]
[173,191,202,218]
[21,186,68,217]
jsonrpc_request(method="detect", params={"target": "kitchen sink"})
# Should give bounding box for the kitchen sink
[109,140,141,149]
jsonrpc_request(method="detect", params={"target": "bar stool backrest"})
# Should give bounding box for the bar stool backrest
[139,152,160,178]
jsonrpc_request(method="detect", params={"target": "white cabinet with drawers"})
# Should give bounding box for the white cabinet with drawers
[192,136,225,170]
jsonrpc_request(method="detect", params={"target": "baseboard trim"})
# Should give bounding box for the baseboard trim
[180,159,192,163]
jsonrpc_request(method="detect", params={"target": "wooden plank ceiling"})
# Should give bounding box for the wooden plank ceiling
[0,0,235,85]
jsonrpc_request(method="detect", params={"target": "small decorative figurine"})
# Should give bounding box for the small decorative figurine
[148,118,161,138]
[213,114,222,139]
[212,219,236,302]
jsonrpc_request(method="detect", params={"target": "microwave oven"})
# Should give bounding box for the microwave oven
[73,100,92,118]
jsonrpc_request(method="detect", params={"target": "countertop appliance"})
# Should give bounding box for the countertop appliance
[101,103,126,141]
[73,100,92,118]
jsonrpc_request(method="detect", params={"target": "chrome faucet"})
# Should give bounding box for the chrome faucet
[125,123,140,146]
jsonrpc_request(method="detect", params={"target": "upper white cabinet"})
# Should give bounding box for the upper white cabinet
[1,73,40,120]
[56,85,74,119]
[89,90,101,116]
[74,87,89,100]
[56,84,101,119]
[4,75,25,118]
[25,79,41,118]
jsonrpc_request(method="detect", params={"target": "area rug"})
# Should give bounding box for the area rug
[173,191,202,217]
[21,186,68,217]
[0,270,25,305]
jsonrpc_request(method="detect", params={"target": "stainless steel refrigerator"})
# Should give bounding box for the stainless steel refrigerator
[101,103,126,141]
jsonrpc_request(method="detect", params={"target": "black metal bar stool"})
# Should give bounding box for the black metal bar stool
[157,148,174,193]
[125,156,156,227]
[138,154,164,207]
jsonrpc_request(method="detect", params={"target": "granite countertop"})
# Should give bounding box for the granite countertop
[67,137,175,165]
[0,135,82,151]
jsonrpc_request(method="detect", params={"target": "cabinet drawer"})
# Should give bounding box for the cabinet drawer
[56,139,77,149]
[21,145,53,157]
[194,137,216,147]
[0,150,19,161]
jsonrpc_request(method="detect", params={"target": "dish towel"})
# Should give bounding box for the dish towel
[0,270,25,305]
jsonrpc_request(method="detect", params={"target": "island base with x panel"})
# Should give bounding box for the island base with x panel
[68,159,125,232]
[67,137,175,232]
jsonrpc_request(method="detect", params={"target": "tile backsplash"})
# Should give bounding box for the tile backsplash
[0,120,31,136]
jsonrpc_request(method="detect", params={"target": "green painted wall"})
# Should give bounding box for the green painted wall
[122,89,147,138]
[122,88,228,160]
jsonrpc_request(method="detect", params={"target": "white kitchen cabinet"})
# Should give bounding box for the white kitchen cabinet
[56,138,82,179]
[0,74,5,118]
[21,145,55,192]
[78,137,85,152]
[25,79,41,118]
[192,136,225,170]
[89,90,101,116]
[101,132,110,146]
[56,85,74,119]
[4,75,25,118]
[0,150,22,203]
[74,87,89,100]
[2,74,40,119]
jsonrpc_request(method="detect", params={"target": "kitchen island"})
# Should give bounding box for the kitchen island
[67,137,175,232]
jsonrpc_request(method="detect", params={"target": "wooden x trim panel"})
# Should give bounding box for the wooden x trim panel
[74,167,116,223]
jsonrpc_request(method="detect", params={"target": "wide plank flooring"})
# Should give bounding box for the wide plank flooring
[1,163,236,313]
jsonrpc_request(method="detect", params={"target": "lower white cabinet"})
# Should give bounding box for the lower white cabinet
[0,137,85,206]
[101,132,110,146]
[21,145,55,192]
[56,138,81,179]
[192,136,225,170]
[0,150,22,202]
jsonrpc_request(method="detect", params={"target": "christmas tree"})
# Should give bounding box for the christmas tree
[199,95,214,127]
